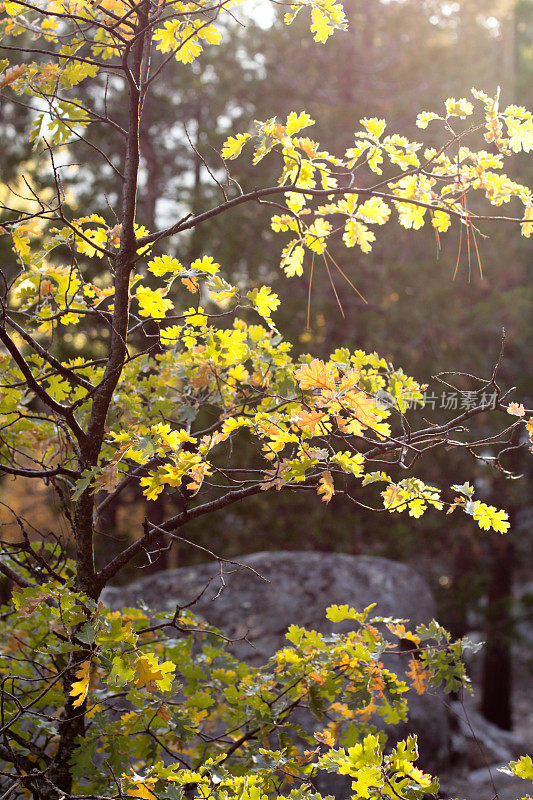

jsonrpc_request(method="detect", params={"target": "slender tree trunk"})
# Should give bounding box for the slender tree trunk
[140,90,160,233]
[480,465,516,730]
[481,532,514,729]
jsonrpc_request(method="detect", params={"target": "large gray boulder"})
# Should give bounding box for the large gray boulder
[103,551,450,769]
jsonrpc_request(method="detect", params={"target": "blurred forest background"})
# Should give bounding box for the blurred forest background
[1,0,532,730]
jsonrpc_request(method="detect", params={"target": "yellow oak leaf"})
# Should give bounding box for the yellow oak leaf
[381,483,406,510]
[407,767,432,789]
[76,226,108,257]
[125,775,158,800]
[286,111,314,136]
[432,210,451,232]
[135,286,174,318]
[147,254,183,276]
[221,133,250,160]
[367,147,383,173]
[70,661,91,708]
[343,219,375,252]
[191,255,220,274]
[175,25,202,63]
[304,218,331,253]
[445,97,474,118]
[505,116,533,152]
[317,470,334,503]
[207,283,237,303]
[351,765,382,799]
[360,117,386,138]
[416,111,440,129]
[396,202,426,230]
[134,653,175,692]
[3,1,24,14]
[153,21,179,51]
[248,286,280,320]
[310,7,333,43]
[472,502,510,533]
[183,306,207,327]
[281,244,305,277]
[196,23,221,44]
[356,197,390,225]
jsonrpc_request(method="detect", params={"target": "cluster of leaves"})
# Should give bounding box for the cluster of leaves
[223,98,533,279]
[4,230,527,532]
[0,574,509,800]
[1,0,532,542]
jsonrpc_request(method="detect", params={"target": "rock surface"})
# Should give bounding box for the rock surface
[448,699,528,769]
[440,764,530,800]
[103,551,450,769]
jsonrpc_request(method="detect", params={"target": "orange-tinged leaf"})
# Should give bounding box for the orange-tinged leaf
[344,390,377,422]
[294,407,329,433]
[338,369,360,393]
[95,463,121,492]
[317,470,334,503]
[295,359,335,391]
[0,63,26,87]
[108,223,121,247]
[507,402,525,417]
[181,276,199,293]
[12,585,53,617]
[314,728,336,746]
[185,464,206,497]
[308,670,326,685]
[387,622,420,646]
[406,657,430,695]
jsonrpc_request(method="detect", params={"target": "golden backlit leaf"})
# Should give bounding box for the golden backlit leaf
[70,661,91,708]
[317,470,334,503]
[295,359,335,391]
